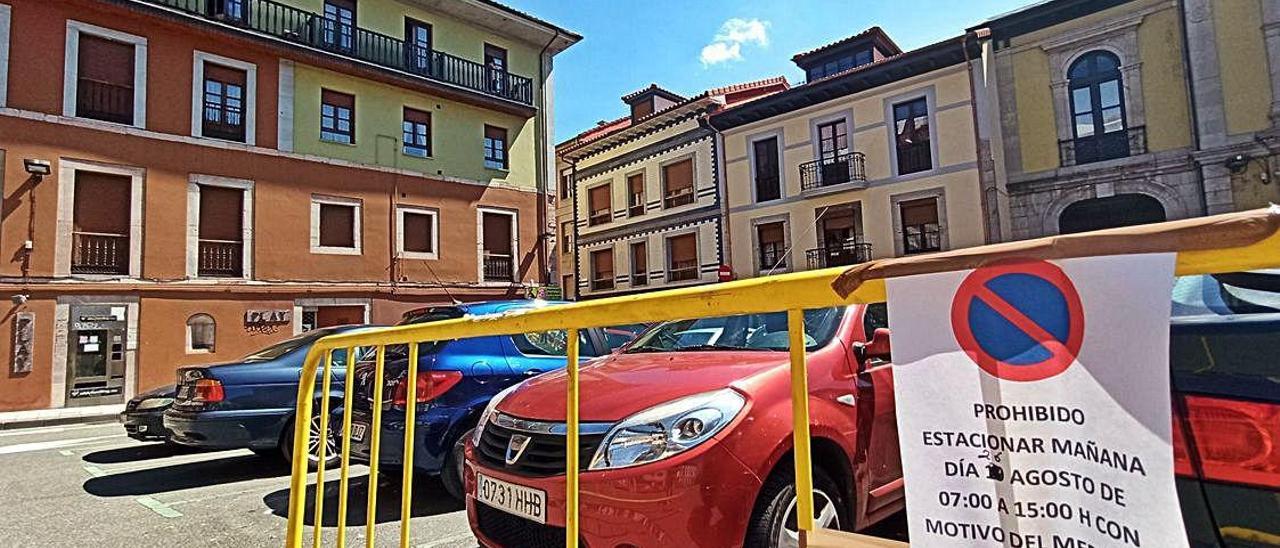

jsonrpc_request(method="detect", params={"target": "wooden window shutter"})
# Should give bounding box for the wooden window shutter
[73,172,131,235]
[204,63,247,86]
[319,203,356,247]
[78,34,135,87]
[664,160,694,192]
[402,212,432,253]
[198,186,244,241]
[900,197,939,226]
[670,234,697,262]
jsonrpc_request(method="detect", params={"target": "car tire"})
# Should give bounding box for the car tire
[280,409,342,470]
[440,431,470,501]
[745,464,848,548]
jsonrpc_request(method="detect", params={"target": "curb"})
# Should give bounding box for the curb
[0,412,122,431]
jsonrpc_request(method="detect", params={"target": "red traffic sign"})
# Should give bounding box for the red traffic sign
[950,259,1085,382]
[717,265,734,282]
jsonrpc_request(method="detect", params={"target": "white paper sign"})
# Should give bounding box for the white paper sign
[886,254,1186,548]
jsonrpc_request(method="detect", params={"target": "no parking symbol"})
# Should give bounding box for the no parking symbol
[950,259,1085,382]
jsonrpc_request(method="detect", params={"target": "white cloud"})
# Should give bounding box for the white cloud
[700,42,743,66]
[700,17,770,67]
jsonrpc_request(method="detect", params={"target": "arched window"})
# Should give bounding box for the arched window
[187,314,216,352]
[1067,51,1130,163]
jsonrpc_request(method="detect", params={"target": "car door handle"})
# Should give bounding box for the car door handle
[523,369,543,377]
[836,394,856,407]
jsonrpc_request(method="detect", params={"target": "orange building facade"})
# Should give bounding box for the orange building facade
[0,0,578,411]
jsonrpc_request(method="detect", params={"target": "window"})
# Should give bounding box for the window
[485,44,507,94]
[320,89,355,144]
[752,137,781,202]
[662,159,695,208]
[559,170,572,199]
[900,197,941,255]
[893,97,932,175]
[804,49,873,81]
[483,125,508,170]
[311,196,361,254]
[197,184,245,277]
[512,330,599,357]
[397,207,438,259]
[322,0,355,52]
[587,184,611,226]
[402,107,431,157]
[202,63,247,142]
[75,33,136,125]
[627,173,646,217]
[480,209,515,282]
[71,171,132,275]
[630,241,647,286]
[404,18,432,74]
[187,314,216,352]
[814,203,868,268]
[667,233,698,282]
[816,120,848,160]
[591,248,614,290]
[757,221,786,271]
[207,0,245,23]
[560,222,572,255]
[1067,51,1130,164]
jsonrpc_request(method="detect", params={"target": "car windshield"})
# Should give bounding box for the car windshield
[241,329,338,362]
[626,307,844,353]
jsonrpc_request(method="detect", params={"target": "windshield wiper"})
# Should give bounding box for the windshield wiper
[625,347,673,354]
[672,344,775,352]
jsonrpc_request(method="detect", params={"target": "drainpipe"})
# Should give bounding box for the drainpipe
[963,29,999,243]
[699,113,731,270]
[569,157,580,299]
[1176,0,1209,215]
[535,29,562,286]
[376,134,400,288]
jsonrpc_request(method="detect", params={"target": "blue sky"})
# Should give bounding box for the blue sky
[501,0,1032,142]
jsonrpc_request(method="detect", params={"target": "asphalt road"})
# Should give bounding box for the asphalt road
[0,422,475,547]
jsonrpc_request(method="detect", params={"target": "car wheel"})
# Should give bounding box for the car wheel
[745,465,847,548]
[280,411,342,470]
[440,431,470,501]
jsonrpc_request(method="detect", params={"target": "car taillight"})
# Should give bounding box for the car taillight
[391,371,463,406]
[1175,395,1280,489]
[191,378,224,403]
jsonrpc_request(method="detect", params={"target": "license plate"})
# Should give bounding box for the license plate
[476,473,546,524]
[350,423,367,442]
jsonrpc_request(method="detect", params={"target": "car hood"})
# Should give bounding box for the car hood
[131,383,177,401]
[497,350,789,422]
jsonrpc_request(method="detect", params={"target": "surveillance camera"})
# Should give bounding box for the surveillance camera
[1224,154,1250,175]
[11,294,28,305]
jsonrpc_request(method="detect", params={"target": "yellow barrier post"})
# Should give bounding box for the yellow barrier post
[313,350,336,548]
[787,309,816,534]
[364,346,387,548]
[399,343,420,548]
[285,350,321,548]
[336,346,357,548]
[566,329,581,548]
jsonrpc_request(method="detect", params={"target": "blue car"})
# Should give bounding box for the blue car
[163,324,380,467]
[348,300,624,499]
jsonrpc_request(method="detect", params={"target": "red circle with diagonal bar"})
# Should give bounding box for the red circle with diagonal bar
[950,258,1085,382]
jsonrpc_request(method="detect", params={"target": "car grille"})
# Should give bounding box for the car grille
[476,504,582,548]
[476,417,608,477]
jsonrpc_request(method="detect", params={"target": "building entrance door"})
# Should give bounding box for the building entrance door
[66,305,128,407]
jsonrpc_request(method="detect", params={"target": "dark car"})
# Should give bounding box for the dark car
[120,384,177,442]
[163,325,378,467]
[348,300,634,500]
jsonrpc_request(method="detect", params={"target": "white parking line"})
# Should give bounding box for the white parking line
[82,464,106,477]
[136,496,184,518]
[0,434,119,455]
[0,423,114,437]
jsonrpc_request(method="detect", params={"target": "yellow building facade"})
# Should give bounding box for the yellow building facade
[711,30,991,279]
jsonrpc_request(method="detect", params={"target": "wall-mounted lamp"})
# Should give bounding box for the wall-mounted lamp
[23,159,51,177]
[1224,153,1272,184]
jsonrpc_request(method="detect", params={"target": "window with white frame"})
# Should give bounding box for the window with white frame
[192,52,257,145]
[310,195,361,254]
[63,21,148,128]
[186,313,215,352]
[397,206,438,260]
[0,4,12,108]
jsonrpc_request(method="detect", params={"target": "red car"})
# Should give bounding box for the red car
[463,304,901,547]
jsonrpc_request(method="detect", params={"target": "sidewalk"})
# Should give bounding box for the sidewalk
[0,403,125,430]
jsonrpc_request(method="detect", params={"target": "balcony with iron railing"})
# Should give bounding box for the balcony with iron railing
[588,207,611,226]
[668,259,698,282]
[1059,126,1146,167]
[72,232,130,275]
[799,152,867,192]
[138,0,535,105]
[198,239,244,277]
[591,272,614,291]
[76,78,134,125]
[805,241,872,270]
[631,271,648,286]
[483,252,514,282]
[903,225,942,255]
[664,187,695,209]
[628,195,645,217]
[758,244,787,272]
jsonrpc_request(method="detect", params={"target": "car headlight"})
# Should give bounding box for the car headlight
[472,383,521,446]
[135,397,174,411]
[589,388,746,470]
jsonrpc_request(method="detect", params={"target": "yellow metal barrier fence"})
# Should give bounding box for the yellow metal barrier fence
[284,209,1280,548]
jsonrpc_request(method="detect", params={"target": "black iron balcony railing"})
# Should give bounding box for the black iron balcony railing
[628,196,645,217]
[668,259,698,282]
[198,239,244,277]
[631,271,647,286]
[202,116,246,142]
[591,273,614,291]
[805,242,872,270]
[1059,126,1146,167]
[758,243,787,271]
[76,78,134,125]
[799,152,866,191]
[72,231,130,275]
[896,142,932,175]
[483,253,514,282]
[903,225,942,255]
[588,208,611,226]
[140,0,535,105]
[663,187,694,209]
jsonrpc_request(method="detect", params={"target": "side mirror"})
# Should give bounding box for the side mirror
[855,328,892,363]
